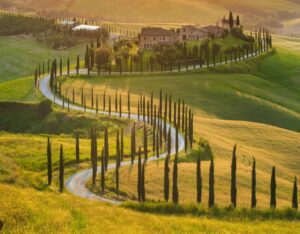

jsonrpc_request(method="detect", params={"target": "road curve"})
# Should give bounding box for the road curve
[39,50,265,204]
[39,72,185,205]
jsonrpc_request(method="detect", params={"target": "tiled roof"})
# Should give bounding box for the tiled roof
[141,27,178,36]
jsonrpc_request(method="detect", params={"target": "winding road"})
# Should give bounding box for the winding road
[39,49,265,204]
[39,72,185,205]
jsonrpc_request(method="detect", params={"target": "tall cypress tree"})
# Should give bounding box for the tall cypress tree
[67,57,70,76]
[164,155,170,202]
[197,154,202,204]
[104,128,109,171]
[141,159,146,202]
[47,137,52,186]
[144,124,148,160]
[208,157,214,208]
[231,145,237,207]
[137,147,142,202]
[131,123,136,164]
[121,128,124,161]
[119,94,122,117]
[76,55,80,75]
[128,90,131,119]
[59,145,64,193]
[251,157,257,208]
[172,153,179,203]
[76,130,80,168]
[116,136,120,198]
[229,11,234,29]
[101,149,105,193]
[292,177,298,209]
[270,166,276,208]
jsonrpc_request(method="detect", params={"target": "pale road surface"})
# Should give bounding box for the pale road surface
[39,49,264,205]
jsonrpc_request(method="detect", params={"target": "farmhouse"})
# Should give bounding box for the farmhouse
[139,27,179,50]
[202,25,224,38]
[180,25,208,41]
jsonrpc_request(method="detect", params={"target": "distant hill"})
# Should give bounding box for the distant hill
[2,0,300,35]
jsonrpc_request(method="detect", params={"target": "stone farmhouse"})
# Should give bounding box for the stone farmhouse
[139,27,179,50]
[180,25,208,41]
[139,22,226,49]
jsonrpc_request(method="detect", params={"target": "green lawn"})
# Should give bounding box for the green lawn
[0,36,85,83]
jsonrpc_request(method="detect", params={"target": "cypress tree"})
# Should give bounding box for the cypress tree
[174,102,177,125]
[119,94,122,117]
[92,129,98,185]
[115,92,118,112]
[91,88,94,108]
[169,94,172,123]
[47,137,52,186]
[172,153,179,203]
[76,55,80,75]
[208,157,214,208]
[151,92,154,125]
[101,149,105,193]
[292,177,298,209]
[59,58,62,76]
[153,125,156,153]
[156,129,160,158]
[164,154,170,202]
[59,145,64,193]
[144,124,148,160]
[76,130,80,168]
[270,166,276,208]
[103,92,106,111]
[229,11,234,29]
[104,128,109,171]
[131,123,136,164]
[137,147,142,202]
[109,96,111,116]
[116,134,120,198]
[167,127,171,156]
[67,57,70,76]
[141,159,146,202]
[251,157,257,208]
[128,90,131,118]
[121,128,124,161]
[197,154,202,204]
[96,95,99,114]
[182,100,185,131]
[231,145,237,207]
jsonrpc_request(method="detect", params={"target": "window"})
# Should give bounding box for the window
[153,37,156,40]
[163,37,165,40]
[144,37,147,41]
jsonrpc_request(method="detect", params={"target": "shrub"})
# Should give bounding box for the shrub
[37,100,53,118]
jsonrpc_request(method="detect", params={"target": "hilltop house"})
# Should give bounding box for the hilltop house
[139,27,179,50]
[180,25,208,41]
[202,25,224,38]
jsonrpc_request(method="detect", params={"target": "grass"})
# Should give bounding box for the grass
[123,201,300,220]
[0,36,85,83]
[1,183,299,234]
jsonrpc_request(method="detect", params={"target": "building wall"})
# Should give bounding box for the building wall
[180,27,207,41]
[139,35,178,50]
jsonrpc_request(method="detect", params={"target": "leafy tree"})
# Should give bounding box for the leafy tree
[270,166,277,208]
[95,46,112,66]
[122,47,130,71]
[231,145,237,207]
[251,157,257,208]
[47,137,52,186]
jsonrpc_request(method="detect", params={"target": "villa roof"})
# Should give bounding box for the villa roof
[141,27,178,36]
[202,25,223,32]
